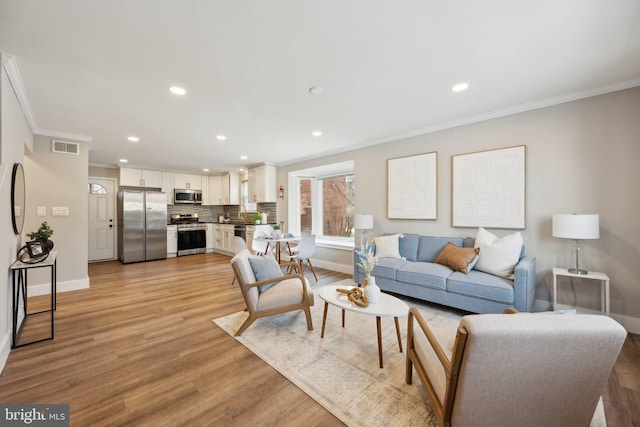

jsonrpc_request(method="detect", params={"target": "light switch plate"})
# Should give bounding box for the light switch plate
[52,207,70,216]
[37,206,47,216]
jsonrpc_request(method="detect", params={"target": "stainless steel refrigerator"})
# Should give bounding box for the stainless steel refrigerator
[117,190,167,263]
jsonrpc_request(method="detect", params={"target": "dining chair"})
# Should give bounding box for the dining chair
[252,228,273,256]
[289,235,318,281]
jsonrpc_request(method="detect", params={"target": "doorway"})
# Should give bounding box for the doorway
[88,177,116,261]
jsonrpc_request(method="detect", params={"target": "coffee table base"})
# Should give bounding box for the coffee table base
[320,302,403,368]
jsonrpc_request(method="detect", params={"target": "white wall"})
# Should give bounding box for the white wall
[277,87,640,331]
[0,58,33,369]
[23,135,89,293]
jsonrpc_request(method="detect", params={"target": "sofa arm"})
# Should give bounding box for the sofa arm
[513,256,536,312]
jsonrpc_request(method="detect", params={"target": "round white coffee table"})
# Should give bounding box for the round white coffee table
[317,284,409,368]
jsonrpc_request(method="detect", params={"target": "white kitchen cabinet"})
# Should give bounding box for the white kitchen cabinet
[173,173,202,190]
[161,172,174,205]
[167,225,178,257]
[201,176,210,205]
[221,173,240,205]
[214,224,223,250]
[120,168,162,188]
[248,165,276,203]
[214,224,234,254]
[208,175,222,205]
[206,223,214,252]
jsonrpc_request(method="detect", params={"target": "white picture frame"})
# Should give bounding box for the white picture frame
[387,152,437,220]
[452,145,526,229]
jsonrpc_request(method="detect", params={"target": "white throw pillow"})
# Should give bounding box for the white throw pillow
[473,228,523,279]
[374,234,402,258]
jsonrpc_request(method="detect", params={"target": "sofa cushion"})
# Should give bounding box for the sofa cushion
[446,270,514,304]
[371,257,409,280]
[434,243,480,274]
[417,236,464,262]
[374,234,402,258]
[396,262,453,290]
[399,233,420,262]
[473,228,523,279]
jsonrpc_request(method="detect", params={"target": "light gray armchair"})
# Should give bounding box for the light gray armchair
[230,249,314,336]
[406,307,626,427]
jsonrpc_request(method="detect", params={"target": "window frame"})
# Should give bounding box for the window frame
[287,161,355,249]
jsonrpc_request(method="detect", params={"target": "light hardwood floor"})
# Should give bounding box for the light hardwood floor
[0,253,637,426]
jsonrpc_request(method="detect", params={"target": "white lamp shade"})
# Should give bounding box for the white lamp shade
[354,214,374,230]
[552,214,600,239]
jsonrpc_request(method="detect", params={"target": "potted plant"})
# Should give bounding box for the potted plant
[253,215,262,224]
[26,221,54,251]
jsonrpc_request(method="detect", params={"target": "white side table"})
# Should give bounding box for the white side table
[552,268,609,316]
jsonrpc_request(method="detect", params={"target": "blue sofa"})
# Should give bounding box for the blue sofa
[353,234,536,313]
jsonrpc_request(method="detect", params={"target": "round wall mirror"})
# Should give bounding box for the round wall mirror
[11,163,25,234]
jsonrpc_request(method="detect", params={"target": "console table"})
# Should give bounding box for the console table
[552,267,609,316]
[10,251,57,348]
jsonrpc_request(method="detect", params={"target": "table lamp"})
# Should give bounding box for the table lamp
[552,213,599,275]
[354,214,374,247]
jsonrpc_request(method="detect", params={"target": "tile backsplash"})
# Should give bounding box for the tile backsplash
[167,203,276,223]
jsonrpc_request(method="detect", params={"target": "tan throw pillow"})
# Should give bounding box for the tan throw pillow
[434,242,480,274]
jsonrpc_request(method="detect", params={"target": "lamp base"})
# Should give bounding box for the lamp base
[568,268,589,275]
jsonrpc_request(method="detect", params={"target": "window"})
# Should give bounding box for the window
[289,161,355,246]
[88,183,107,194]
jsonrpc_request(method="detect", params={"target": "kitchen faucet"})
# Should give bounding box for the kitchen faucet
[239,204,248,222]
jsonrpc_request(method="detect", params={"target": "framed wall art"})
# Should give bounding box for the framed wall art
[452,145,525,229]
[387,152,437,220]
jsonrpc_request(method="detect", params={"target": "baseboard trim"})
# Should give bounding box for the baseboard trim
[549,302,640,335]
[28,276,90,296]
[311,260,352,275]
[0,331,11,374]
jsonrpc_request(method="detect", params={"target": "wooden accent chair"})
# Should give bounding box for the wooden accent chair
[406,307,626,427]
[230,249,314,336]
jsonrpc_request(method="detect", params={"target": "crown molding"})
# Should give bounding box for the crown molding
[2,54,38,133]
[34,129,92,143]
[278,78,640,168]
[2,54,93,143]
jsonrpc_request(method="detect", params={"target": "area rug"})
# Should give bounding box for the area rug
[212,279,463,427]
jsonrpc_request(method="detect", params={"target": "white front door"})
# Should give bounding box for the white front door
[88,178,116,261]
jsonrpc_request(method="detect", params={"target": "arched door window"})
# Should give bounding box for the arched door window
[88,183,108,194]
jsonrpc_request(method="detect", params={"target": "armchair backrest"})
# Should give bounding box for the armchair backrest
[230,249,259,310]
[445,314,626,426]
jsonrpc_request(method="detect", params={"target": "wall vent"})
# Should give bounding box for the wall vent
[52,140,80,155]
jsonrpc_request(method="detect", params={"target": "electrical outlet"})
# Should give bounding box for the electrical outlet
[37,206,47,216]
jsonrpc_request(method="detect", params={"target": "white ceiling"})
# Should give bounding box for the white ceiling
[1,0,639,174]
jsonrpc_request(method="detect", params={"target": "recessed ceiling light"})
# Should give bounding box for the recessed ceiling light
[239,168,245,172]
[451,82,469,92]
[216,135,227,141]
[312,131,322,137]
[127,136,140,142]
[119,159,128,163]
[169,86,186,95]
[240,155,248,160]
[309,86,325,95]
[202,168,210,172]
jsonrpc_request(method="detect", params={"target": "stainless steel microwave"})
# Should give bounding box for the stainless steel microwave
[174,188,202,204]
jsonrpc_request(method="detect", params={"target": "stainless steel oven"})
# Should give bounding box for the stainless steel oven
[171,214,207,256]
[177,224,207,256]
